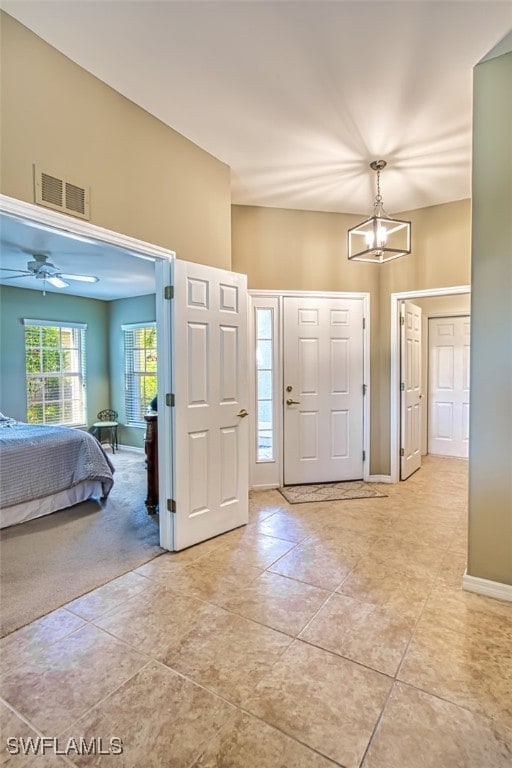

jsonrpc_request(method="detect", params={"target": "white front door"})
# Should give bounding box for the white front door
[428,315,470,458]
[400,300,422,479]
[283,296,364,485]
[172,260,249,550]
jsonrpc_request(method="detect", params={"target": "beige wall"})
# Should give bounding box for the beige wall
[232,201,471,474]
[0,12,231,268]
[373,200,472,473]
[468,51,512,587]
[232,204,384,466]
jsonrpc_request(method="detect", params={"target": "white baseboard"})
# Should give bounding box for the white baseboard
[117,444,144,454]
[462,571,512,603]
[368,474,393,484]
[250,483,280,491]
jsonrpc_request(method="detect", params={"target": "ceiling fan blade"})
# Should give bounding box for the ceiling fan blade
[59,273,99,283]
[46,276,69,289]
[0,268,32,274]
[0,274,32,281]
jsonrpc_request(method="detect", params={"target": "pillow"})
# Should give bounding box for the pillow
[0,412,16,426]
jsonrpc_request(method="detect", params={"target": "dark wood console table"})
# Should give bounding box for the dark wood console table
[144,412,158,514]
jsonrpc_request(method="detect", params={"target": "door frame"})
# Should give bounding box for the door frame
[249,289,371,488]
[390,285,471,483]
[0,194,176,549]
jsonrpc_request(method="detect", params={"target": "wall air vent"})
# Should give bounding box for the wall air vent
[34,164,90,220]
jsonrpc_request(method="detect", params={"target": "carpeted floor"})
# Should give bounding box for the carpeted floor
[0,449,164,638]
[278,480,387,504]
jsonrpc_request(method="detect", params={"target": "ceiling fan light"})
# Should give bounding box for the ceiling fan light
[60,273,99,283]
[47,276,69,288]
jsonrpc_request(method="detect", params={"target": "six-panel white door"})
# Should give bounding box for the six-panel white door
[428,316,470,458]
[172,260,249,550]
[400,300,422,479]
[283,296,364,485]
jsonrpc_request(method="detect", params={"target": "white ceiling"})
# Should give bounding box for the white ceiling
[1,2,511,299]
[3,0,511,217]
[0,213,156,300]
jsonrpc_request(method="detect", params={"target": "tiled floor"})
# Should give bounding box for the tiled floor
[1,456,511,767]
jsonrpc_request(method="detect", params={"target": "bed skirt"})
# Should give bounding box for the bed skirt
[0,481,103,529]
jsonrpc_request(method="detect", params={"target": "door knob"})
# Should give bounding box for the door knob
[286,398,300,405]
[237,409,249,418]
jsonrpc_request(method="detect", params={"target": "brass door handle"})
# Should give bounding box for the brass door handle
[237,409,249,418]
[286,398,301,405]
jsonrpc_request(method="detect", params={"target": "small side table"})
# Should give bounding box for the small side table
[90,420,119,453]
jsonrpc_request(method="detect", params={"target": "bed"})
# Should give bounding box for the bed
[0,416,115,529]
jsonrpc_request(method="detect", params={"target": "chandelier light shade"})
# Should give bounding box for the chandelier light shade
[348,160,411,263]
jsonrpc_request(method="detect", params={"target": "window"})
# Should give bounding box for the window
[24,319,87,426]
[123,323,157,427]
[255,308,274,461]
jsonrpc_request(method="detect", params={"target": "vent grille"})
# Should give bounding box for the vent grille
[41,173,63,207]
[65,182,86,215]
[34,164,90,220]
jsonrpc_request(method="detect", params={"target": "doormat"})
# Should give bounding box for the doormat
[278,481,387,504]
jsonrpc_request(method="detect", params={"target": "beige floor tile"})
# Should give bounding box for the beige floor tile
[162,610,292,705]
[0,625,147,735]
[192,710,338,767]
[219,571,330,636]
[94,584,223,659]
[423,583,512,636]
[303,525,378,556]
[248,488,285,512]
[1,701,40,768]
[64,572,149,622]
[360,534,447,579]
[0,609,85,676]
[320,507,395,537]
[268,539,361,591]
[363,682,512,768]
[338,559,432,619]
[136,554,263,603]
[58,661,234,767]
[136,536,227,574]
[256,511,323,543]
[399,619,512,727]
[435,550,468,588]
[300,592,415,675]
[207,531,297,569]
[245,639,392,768]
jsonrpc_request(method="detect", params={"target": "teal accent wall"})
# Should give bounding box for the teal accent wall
[0,286,157,449]
[0,285,109,424]
[108,294,157,449]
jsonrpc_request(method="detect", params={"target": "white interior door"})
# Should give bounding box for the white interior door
[400,300,422,479]
[428,315,470,458]
[283,296,364,485]
[172,260,249,550]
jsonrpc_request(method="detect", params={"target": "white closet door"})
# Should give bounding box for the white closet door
[428,315,470,458]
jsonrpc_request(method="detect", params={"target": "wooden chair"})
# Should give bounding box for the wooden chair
[90,409,119,453]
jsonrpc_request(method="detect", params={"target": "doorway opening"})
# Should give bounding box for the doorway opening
[390,285,471,483]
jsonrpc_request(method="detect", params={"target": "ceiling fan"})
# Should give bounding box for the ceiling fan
[0,253,99,289]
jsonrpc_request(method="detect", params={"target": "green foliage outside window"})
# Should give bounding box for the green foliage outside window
[25,324,85,426]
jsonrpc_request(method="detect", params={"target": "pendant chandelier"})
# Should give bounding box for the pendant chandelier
[348,160,411,263]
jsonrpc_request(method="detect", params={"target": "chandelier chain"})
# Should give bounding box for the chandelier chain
[375,168,383,205]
